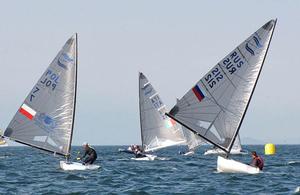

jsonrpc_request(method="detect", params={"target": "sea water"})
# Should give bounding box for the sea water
[0,145,299,194]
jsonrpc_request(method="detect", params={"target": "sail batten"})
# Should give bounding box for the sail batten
[168,19,276,153]
[4,34,77,156]
[139,72,185,152]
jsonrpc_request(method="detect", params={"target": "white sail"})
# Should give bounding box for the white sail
[182,126,204,151]
[139,72,185,152]
[168,20,276,153]
[232,134,242,151]
[4,34,77,156]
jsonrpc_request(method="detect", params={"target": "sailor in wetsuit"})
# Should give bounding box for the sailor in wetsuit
[134,145,146,158]
[250,151,264,170]
[80,142,97,165]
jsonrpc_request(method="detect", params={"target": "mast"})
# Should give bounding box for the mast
[227,19,277,154]
[66,33,78,157]
[138,72,144,151]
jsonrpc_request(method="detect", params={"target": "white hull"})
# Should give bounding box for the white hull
[204,148,247,155]
[131,154,157,161]
[60,161,100,171]
[217,156,260,174]
[183,151,195,156]
[0,143,8,147]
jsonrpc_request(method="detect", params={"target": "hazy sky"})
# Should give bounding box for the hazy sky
[0,1,299,145]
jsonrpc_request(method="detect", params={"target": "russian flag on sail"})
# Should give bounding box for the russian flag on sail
[19,104,36,120]
[192,85,205,102]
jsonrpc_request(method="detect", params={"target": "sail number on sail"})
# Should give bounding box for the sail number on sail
[30,69,60,102]
[40,69,60,91]
[222,51,244,75]
[204,67,223,89]
[204,50,245,89]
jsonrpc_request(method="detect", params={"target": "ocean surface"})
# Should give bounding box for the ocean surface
[0,145,299,195]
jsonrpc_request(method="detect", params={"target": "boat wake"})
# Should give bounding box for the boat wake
[294,186,300,194]
[288,161,300,166]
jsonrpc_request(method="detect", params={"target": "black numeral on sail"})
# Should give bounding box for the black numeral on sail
[205,67,223,89]
[30,87,40,102]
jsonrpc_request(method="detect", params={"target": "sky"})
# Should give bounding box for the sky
[0,1,299,146]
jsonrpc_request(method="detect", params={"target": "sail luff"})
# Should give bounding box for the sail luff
[66,33,78,156]
[138,72,145,151]
[227,19,277,153]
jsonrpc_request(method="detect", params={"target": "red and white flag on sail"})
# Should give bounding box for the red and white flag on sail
[19,104,36,120]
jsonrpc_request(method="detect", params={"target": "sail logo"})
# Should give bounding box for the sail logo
[192,85,205,102]
[245,35,262,56]
[57,52,74,70]
[35,113,57,132]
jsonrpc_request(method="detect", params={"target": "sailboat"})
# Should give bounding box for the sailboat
[0,130,8,147]
[181,126,204,155]
[4,34,99,170]
[204,134,247,155]
[166,19,277,174]
[130,72,186,160]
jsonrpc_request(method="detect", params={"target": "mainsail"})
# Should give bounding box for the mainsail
[139,72,185,152]
[4,34,78,156]
[167,20,276,153]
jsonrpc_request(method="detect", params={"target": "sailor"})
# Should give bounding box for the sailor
[80,142,97,165]
[134,145,146,158]
[250,151,264,170]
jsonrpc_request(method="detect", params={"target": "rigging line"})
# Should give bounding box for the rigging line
[203,110,223,137]
[236,47,249,64]
[200,80,225,112]
[166,113,228,153]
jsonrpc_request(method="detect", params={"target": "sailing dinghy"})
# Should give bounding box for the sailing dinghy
[167,19,277,174]
[131,72,186,160]
[181,126,204,155]
[0,130,8,147]
[4,34,99,170]
[204,134,247,155]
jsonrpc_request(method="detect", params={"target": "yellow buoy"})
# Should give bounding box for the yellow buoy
[265,143,276,155]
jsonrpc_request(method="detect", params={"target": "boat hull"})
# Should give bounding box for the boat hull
[131,154,157,161]
[60,161,100,171]
[204,148,247,155]
[217,156,260,174]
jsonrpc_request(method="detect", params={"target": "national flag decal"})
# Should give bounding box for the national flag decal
[192,85,205,102]
[19,104,36,120]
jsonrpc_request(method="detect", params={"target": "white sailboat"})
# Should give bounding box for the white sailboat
[166,19,277,174]
[181,126,204,155]
[0,130,8,147]
[4,34,99,170]
[204,134,247,155]
[132,72,186,160]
